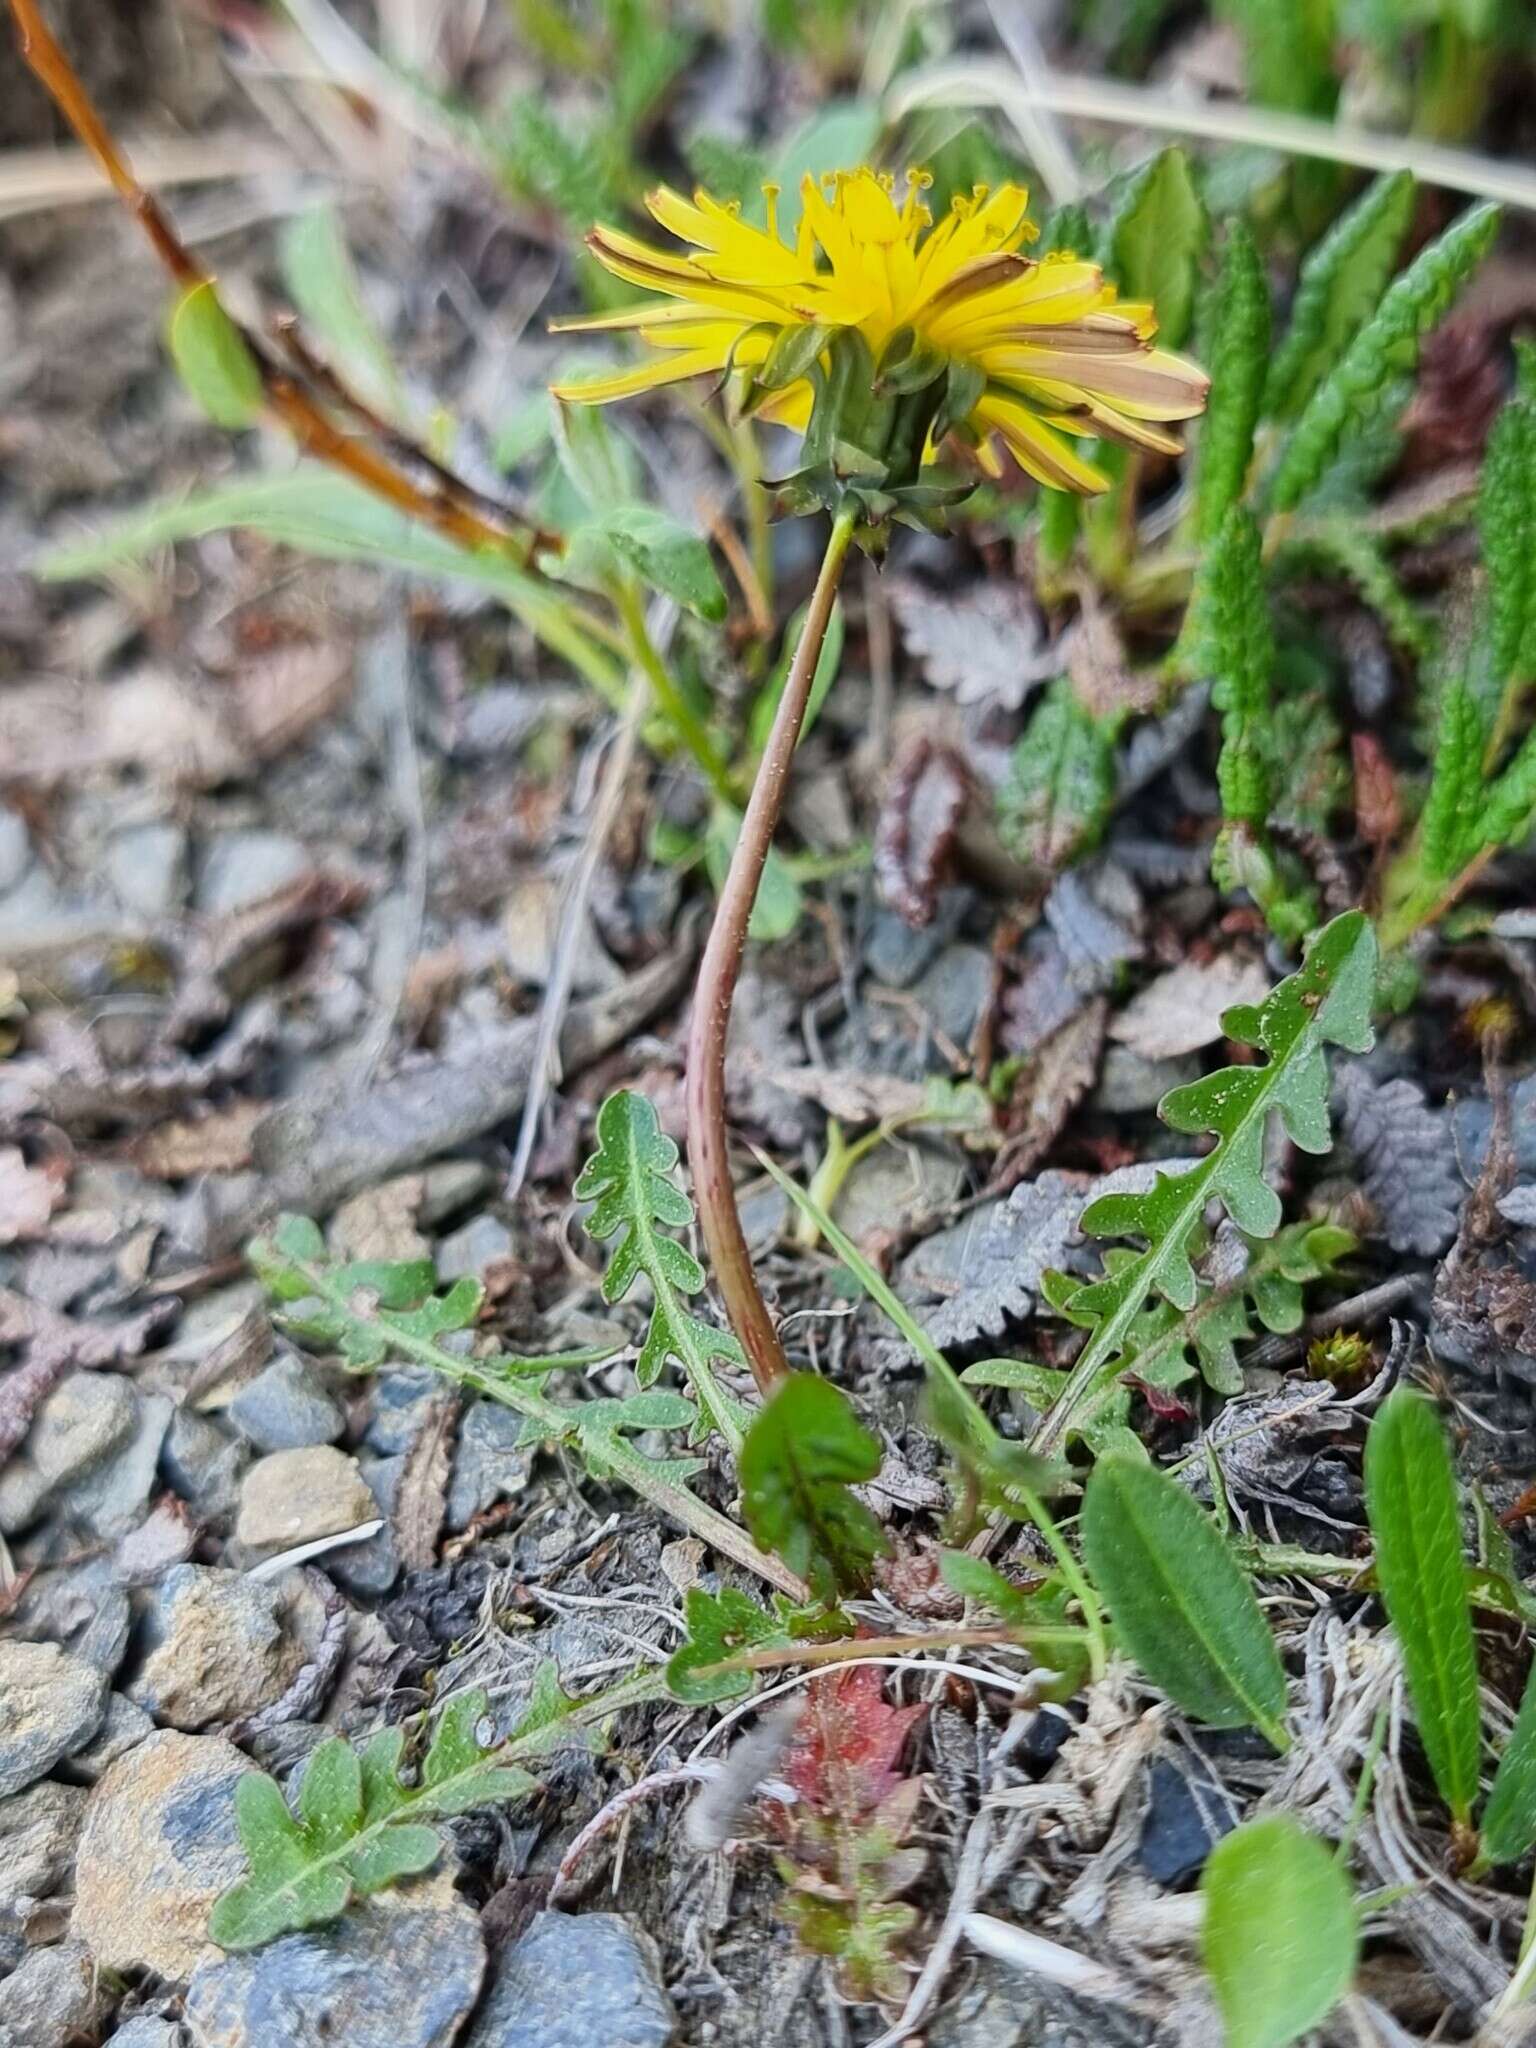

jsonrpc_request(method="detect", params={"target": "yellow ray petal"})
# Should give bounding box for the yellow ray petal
[973,393,1110,493]
[550,346,729,405]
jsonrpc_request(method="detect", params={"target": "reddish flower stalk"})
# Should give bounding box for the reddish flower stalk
[686,505,858,1395]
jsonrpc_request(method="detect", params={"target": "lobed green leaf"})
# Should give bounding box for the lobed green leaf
[739,1373,888,1605]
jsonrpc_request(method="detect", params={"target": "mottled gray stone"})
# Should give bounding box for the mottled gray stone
[446,1400,531,1532]
[1094,1044,1203,1115]
[63,1692,155,1782]
[0,1371,137,1532]
[0,1643,108,1796]
[0,1937,103,2048]
[364,1370,438,1455]
[227,1354,343,1453]
[183,1884,485,2048]
[459,1911,675,2048]
[435,1213,512,1281]
[105,2021,186,2048]
[106,822,189,919]
[73,1731,248,1981]
[196,831,308,916]
[161,1410,248,1519]
[324,1455,401,1596]
[129,1566,304,1731]
[53,1391,174,1538]
[0,1780,87,1908]
[926,1959,1158,2048]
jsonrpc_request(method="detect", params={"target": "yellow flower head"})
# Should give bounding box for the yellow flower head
[550,167,1208,496]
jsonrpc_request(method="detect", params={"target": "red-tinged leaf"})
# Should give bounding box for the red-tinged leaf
[782,1663,926,1819]
[1350,732,1400,852]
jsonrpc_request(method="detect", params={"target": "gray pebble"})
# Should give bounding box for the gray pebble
[106,823,189,919]
[0,1372,137,1534]
[196,831,309,916]
[227,1354,343,1453]
[52,1392,173,1539]
[62,1692,155,1783]
[0,1643,108,1797]
[161,1410,248,1520]
[325,1456,402,1597]
[129,1566,304,1732]
[436,1213,512,1281]
[183,1885,485,2048]
[0,1937,102,2048]
[459,1911,676,2048]
[0,1780,87,1909]
[447,1400,531,1533]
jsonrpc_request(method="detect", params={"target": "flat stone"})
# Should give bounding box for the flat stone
[835,1140,966,1245]
[1138,1755,1234,1885]
[325,1456,401,1597]
[227,1354,343,1454]
[234,1446,378,1556]
[54,1391,174,1539]
[365,1370,438,1455]
[446,1400,531,1532]
[105,2022,185,2048]
[196,831,308,916]
[73,1730,248,1982]
[161,1409,248,1519]
[0,811,29,894]
[460,1911,676,2048]
[63,1692,155,1783]
[129,1566,305,1732]
[927,1958,1157,2048]
[436,1213,513,1281]
[106,822,189,919]
[0,1643,108,1797]
[1094,1044,1203,1116]
[183,1882,485,2048]
[0,1937,103,2048]
[0,1371,137,1532]
[0,1781,87,1909]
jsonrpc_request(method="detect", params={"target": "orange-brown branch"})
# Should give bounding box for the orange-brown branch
[8,0,557,563]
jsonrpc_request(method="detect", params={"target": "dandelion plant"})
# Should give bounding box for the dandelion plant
[553,170,1208,1385]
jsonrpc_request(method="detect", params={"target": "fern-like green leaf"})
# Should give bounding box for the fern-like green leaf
[1482,392,1536,692]
[1269,202,1500,514]
[665,1585,850,1703]
[1209,508,1274,828]
[575,1091,752,1449]
[1482,725,1536,850]
[1420,682,1488,881]
[1276,521,1431,659]
[1027,912,1377,1455]
[1195,220,1270,542]
[208,1690,536,1950]
[1264,171,1415,419]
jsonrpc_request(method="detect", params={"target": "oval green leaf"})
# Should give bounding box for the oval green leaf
[1201,1816,1357,2048]
[1081,1452,1289,1749]
[1363,1387,1480,1821]
[1484,1656,1536,1866]
[167,281,264,429]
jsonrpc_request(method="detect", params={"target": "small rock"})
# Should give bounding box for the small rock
[73,1730,248,1982]
[836,1140,966,1244]
[446,1401,531,1532]
[460,1911,676,2048]
[1138,1756,1234,1885]
[0,1643,109,1796]
[227,1354,343,1453]
[927,1959,1155,2048]
[324,1456,401,1597]
[54,1391,174,1539]
[64,1693,155,1783]
[129,1566,305,1732]
[0,1781,87,1909]
[0,811,29,895]
[106,823,189,920]
[1094,1044,1203,1116]
[0,1371,137,1533]
[183,1883,486,2048]
[196,831,308,916]
[73,1583,135,1676]
[0,1936,103,2048]
[161,1410,248,1519]
[234,1446,378,1555]
[864,893,968,987]
[436,1213,513,1281]
[331,1177,430,1264]
[365,1370,439,1455]
[105,2021,185,2048]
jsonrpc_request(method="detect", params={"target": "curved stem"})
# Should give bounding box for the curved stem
[686,505,858,1395]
